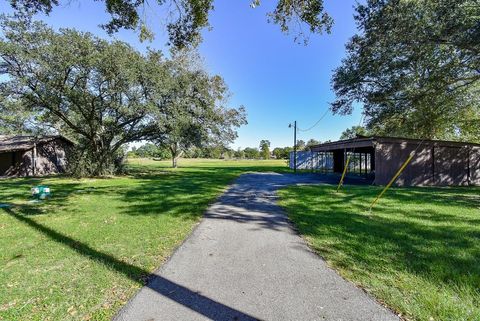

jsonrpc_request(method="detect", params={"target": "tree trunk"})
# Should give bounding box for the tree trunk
[172,155,178,168]
[170,142,183,168]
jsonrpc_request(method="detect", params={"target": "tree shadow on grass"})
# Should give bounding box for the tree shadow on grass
[387,187,480,210]
[0,178,85,215]
[282,185,480,289]
[117,171,236,219]
[2,207,260,321]
[115,171,334,234]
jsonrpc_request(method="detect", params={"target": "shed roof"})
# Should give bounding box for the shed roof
[0,135,74,153]
[310,136,480,152]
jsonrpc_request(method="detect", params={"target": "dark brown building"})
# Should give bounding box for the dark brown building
[310,136,480,186]
[0,135,73,177]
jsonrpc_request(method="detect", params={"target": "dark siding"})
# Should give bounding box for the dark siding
[374,142,433,186]
[434,146,469,186]
[35,138,69,175]
[333,150,345,173]
[374,142,477,186]
[0,138,70,177]
[0,152,14,175]
[470,147,480,185]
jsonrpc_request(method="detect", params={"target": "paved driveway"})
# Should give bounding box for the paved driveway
[114,173,398,321]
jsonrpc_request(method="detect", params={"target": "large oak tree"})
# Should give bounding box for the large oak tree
[332,0,480,142]
[153,51,247,167]
[0,15,245,175]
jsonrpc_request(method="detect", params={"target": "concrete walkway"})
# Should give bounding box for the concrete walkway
[115,173,399,321]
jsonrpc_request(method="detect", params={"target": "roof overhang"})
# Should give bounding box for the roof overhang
[0,135,74,153]
[310,137,375,152]
[309,136,480,152]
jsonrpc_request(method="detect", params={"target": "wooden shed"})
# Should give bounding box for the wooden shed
[309,136,480,186]
[0,135,73,177]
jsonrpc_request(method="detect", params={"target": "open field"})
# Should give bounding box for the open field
[0,158,288,321]
[279,185,480,321]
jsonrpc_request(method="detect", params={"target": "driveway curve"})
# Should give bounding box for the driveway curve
[115,173,399,321]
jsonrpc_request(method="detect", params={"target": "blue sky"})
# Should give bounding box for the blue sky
[0,0,363,149]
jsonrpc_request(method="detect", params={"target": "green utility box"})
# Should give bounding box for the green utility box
[31,185,51,200]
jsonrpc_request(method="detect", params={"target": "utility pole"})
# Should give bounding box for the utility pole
[289,121,297,172]
[294,120,297,172]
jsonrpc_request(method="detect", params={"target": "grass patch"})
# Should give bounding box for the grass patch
[0,158,288,320]
[278,185,480,321]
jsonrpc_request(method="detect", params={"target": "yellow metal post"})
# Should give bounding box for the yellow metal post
[336,155,351,192]
[369,153,415,211]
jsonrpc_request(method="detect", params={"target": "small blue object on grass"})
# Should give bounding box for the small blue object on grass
[31,185,51,200]
[0,203,11,208]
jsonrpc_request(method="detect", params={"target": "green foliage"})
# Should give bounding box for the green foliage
[196,145,226,159]
[182,146,204,159]
[272,147,282,159]
[0,16,167,175]
[9,0,333,48]
[295,139,306,151]
[305,138,320,150]
[153,50,246,167]
[332,0,480,142]
[222,149,235,160]
[129,143,169,159]
[267,0,333,44]
[0,102,33,134]
[243,147,260,159]
[234,148,245,159]
[279,184,480,321]
[339,126,369,140]
[272,146,292,159]
[0,15,245,175]
[67,147,127,178]
[259,139,271,159]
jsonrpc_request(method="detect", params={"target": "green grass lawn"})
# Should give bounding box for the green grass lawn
[279,185,480,321]
[0,158,288,321]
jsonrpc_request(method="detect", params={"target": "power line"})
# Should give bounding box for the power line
[297,109,330,132]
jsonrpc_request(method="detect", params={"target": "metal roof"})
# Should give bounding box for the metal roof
[310,136,480,152]
[0,135,74,153]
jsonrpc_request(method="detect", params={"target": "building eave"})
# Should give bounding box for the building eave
[309,136,480,152]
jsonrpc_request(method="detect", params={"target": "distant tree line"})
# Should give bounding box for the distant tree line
[128,138,326,161]
[128,143,238,160]
[128,130,382,162]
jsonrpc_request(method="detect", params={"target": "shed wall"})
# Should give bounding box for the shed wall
[34,139,69,175]
[374,142,477,186]
[0,151,30,176]
[374,142,433,186]
[0,152,14,175]
[470,147,480,185]
[0,138,70,177]
[434,146,469,185]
